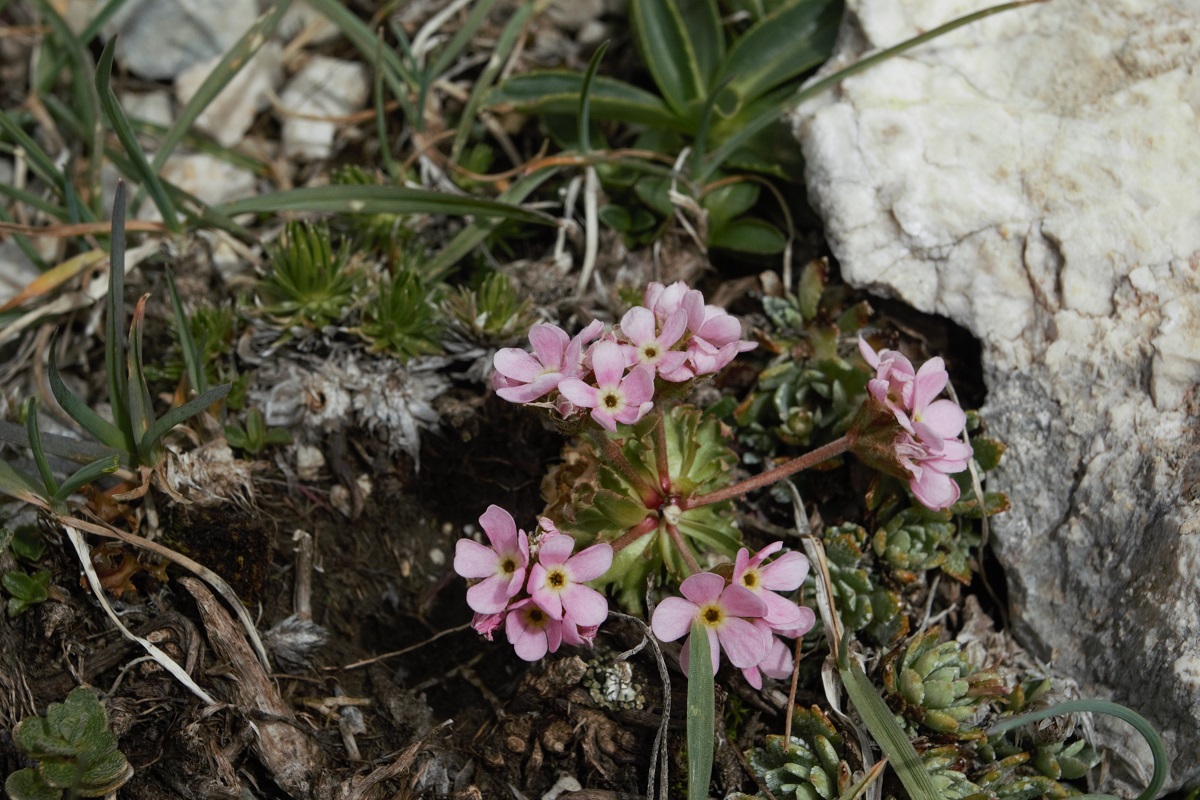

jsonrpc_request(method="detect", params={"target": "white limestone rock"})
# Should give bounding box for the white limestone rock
[175,43,284,149]
[278,56,370,161]
[793,0,1200,789]
[135,154,256,223]
[103,0,260,81]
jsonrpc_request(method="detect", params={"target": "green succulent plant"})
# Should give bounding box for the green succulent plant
[922,745,985,800]
[358,269,443,360]
[546,405,741,611]
[260,221,362,328]
[974,752,1061,800]
[441,270,537,348]
[1033,738,1101,782]
[3,569,51,617]
[741,707,849,800]
[6,686,133,799]
[817,522,908,645]
[872,508,955,581]
[883,627,1006,736]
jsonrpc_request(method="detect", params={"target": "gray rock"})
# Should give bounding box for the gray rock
[793,0,1200,791]
[104,0,259,81]
[175,42,284,148]
[278,55,370,161]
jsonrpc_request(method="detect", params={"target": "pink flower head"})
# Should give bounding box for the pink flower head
[732,542,816,633]
[908,357,967,447]
[651,572,769,676]
[644,281,704,326]
[471,611,504,641]
[895,432,973,510]
[619,306,689,378]
[492,320,604,403]
[527,535,613,624]
[557,341,655,432]
[859,336,918,429]
[454,505,529,614]
[506,598,562,661]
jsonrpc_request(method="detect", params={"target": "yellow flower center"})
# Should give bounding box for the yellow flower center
[700,604,723,627]
[547,568,567,589]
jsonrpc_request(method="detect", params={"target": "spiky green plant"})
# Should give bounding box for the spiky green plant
[883,627,1006,736]
[260,221,362,328]
[358,269,443,360]
[441,271,537,348]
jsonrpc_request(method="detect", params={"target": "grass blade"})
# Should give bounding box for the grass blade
[0,108,68,196]
[578,42,610,154]
[0,461,46,506]
[96,37,181,230]
[214,183,559,225]
[686,618,715,800]
[423,166,560,281]
[165,270,208,396]
[152,0,292,171]
[23,398,59,497]
[125,295,157,465]
[450,3,533,164]
[105,182,130,439]
[140,384,232,453]
[53,455,120,505]
[838,647,940,800]
[987,700,1167,800]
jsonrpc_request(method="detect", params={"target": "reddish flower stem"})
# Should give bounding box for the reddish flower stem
[589,428,663,508]
[610,514,661,554]
[665,521,702,575]
[679,434,853,510]
[651,406,672,495]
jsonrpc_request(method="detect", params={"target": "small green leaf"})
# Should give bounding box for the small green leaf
[4,768,61,800]
[24,398,59,498]
[4,570,51,616]
[140,383,232,453]
[52,455,120,506]
[686,618,715,800]
[578,41,610,154]
[632,0,722,117]
[701,181,760,229]
[48,340,129,455]
[970,436,1006,472]
[165,269,207,396]
[708,217,787,254]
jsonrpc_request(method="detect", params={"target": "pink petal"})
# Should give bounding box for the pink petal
[758,633,794,680]
[912,357,948,410]
[695,311,742,347]
[528,564,564,619]
[655,351,691,380]
[479,505,518,552]
[557,377,600,409]
[750,541,784,567]
[680,572,725,605]
[733,548,751,582]
[759,551,809,591]
[705,627,722,675]
[454,539,499,579]
[762,592,805,629]
[507,608,549,661]
[528,324,569,368]
[565,543,613,582]
[741,664,764,689]
[538,534,575,566]
[493,348,544,383]
[561,584,609,626]
[651,596,699,642]
[919,399,967,439]
[591,341,627,388]
[719,584,767,619]
[910,471,961,510]
[495,373,563,403]
[620,306,656,345]
[717,616,769,669]
[619,365,655,405]
[775,606,817,638]
[659,309,688,348]
[467,574,515,614]
[858,336,881,368]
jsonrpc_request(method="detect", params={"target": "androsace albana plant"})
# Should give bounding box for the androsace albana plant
[452,279,1165,799]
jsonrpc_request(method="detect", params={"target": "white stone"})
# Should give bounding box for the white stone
[793,0,1200,789]
[103,0,260,81]
[276,1,341,46]
[278,56,370,161]
[175,43,284,149]
[138,154,256,222]
[117,90,174,129]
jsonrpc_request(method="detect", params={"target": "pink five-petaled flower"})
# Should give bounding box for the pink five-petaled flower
[651,572,768,677]
[453,505,529,615]
[619,305,689,379]
[557,340,655,432]
[857,336,965,447]
[895,432,973,510]
[527,535,613,625]
[732,542,815,631]
[492,320,604,404]
[858,336,916,428]
[506,599,562,661]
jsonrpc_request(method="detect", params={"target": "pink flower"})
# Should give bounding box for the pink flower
[471,611,504,640]
[557,341,655,432]
[732,543,816,632]
[644,281,704,325]
[907,358,967,447]
[506,599,563,661]
[619,306,689,378]
[895,432,973,510]
[859,336,917,428]
[651,572,769,676]
[493,320,604,403]
[527,535,612,624]
[453,505,529,614]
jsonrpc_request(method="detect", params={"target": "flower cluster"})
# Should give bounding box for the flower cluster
[491,281,756,432]
[854,337,973,510]
[650,543,814,687]
[454,506,613,661]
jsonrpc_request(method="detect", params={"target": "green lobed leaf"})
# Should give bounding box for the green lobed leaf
[686,618,716,800]
[4,768,61,800]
